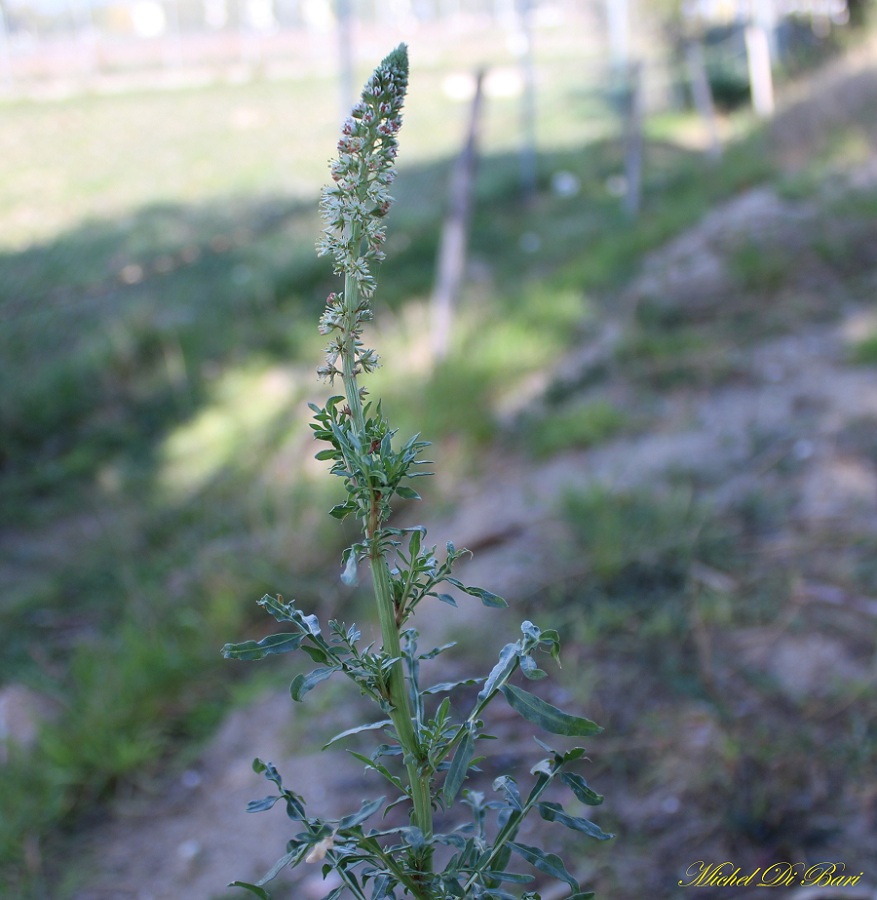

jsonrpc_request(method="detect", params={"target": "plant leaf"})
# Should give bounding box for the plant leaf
[246,795,281,813]
[229,882,272,898]
[520,620,541,641]
[347,751,404,792]
[500,685,602,736]
[221,633,304,661]
[338,796,385,830]
[538,801,614,841]
[479,643,519,700]
[258,848,301,884]
[493,775,523,811]
[329,501,357,519]
[463,585,507,608]
[322,719,392,750]
[422,677,482,695]
[444,726,475,806]
[487,871,535,884]
[341,548,358,586]
[519,654,547,680]
[290,666,338,701]
[507,841,579,890]
[561,772,604,806]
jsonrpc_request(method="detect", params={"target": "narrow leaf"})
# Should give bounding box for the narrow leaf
[395,486,421,500]
[246,795,280,813]
[493,775,523,811]
[479,643,519,700]
[444,727,475,805]
[507,841,579,890]
[419,641,456,660]
[422,677,482,695]
[561,772,604,806]
[258,848,301,884]
[407,527,424,558]
[338,796,385,830]
[322,719,392,750]
[538,802,614,841]
[221,633,304,661]
[463,585,507,608]
[229,882,272,899]
[487,871,535,884]
[347,751,404,792]
[431,592,458,607]
[500,685,603,736]
[290,666,338,701]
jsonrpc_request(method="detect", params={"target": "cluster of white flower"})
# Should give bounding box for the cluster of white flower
[316,44,408,385]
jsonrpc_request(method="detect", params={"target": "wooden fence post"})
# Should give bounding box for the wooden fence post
[431,69,486,362]
[685,40,722,163]
[623,60,643,220]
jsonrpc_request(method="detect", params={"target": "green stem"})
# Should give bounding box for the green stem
[340,253,435,873]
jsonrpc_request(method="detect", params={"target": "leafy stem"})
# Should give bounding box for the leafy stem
[223,43,611,900]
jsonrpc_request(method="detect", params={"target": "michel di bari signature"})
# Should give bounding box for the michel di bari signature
[679,860,866,888]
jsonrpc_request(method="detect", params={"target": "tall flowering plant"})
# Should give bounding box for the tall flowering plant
[223,45,611,900]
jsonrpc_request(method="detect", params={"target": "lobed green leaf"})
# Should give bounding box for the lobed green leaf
[221,632,305,661]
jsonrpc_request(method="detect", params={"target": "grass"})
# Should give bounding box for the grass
[522,399,629,458]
